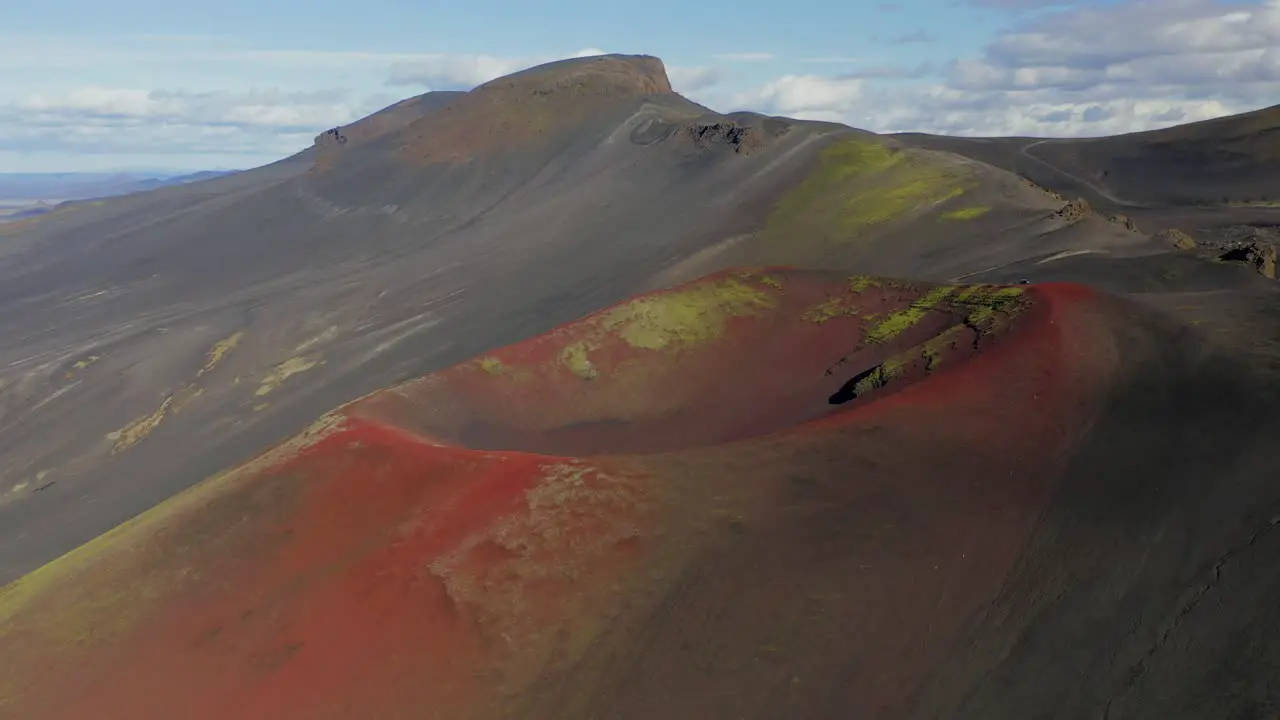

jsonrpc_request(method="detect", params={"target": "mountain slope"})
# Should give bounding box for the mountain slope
[894,104,1280,236]
[2,53,1280,720]
[0,54,1119,586]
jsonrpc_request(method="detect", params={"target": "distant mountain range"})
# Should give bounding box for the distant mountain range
[0,170,238,201]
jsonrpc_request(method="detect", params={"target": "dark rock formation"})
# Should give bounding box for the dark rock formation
[1219,237,1278,279]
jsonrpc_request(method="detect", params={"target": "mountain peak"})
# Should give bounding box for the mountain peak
[474,53,673,99]
[383,54,676,167]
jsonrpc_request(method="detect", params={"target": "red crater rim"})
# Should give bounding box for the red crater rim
[348,267,1041,456]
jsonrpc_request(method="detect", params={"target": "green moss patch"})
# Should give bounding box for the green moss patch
[802,296,861,324]
[757,138,974,255]
[555,274,783,379]
[865,284,956,344]
[950,285,1028,331]
[940,205,990,221]
[591,276,777,352]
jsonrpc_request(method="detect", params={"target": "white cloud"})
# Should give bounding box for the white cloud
[0,38,636,171]
[669,66,724,93]
[14,87,368,129]
[732,75,866,123]
[736,0,1280,137]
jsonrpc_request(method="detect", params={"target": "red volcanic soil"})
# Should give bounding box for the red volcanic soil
[0,268,1120,719]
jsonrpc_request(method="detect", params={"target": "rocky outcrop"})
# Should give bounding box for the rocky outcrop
[1053,198,1092,224]
[1220,238,1278,279]
[1154,228,1198,250]
[315,126,347,149]
[311,126,349,172]
[1108,213,1139,232]
[683,122,763,154]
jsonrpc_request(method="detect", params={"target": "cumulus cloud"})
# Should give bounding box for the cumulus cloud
[735,0,1280,137]
[733,75,868,124]
[0,84,350,166]
[0,40,647,170]
[17,87,359,128]
[668,66,725,93]
[3,84,382,167]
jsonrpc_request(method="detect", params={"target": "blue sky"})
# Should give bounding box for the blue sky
[13,0,1005,63]
[4,0,1278,172]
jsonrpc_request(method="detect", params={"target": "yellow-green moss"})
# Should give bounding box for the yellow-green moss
[802,296,860,324]
[64,355,101,380]
[0,497,175,649]
[941,205,990,221]
[255,356,321,396]
[866,284,956,344]
[560,342,599,379]
[549,276,780,379]
[199,332,242,376]
[478,356,507,374]
[920,324,967,371]
[758,139,974,255]
[850,322,969,399]
[106,395,175,453]
[848,275,912,294]
[594,276,777,351]
[848,275,883,293]
[951,285,1027,329]
[856,367,892,396]
[1,413,347,650]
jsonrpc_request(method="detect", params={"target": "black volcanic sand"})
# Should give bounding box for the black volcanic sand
[891,270,1280,717]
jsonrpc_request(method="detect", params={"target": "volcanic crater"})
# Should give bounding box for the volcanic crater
[347,267,1035,456]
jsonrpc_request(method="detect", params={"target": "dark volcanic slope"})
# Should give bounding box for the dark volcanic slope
[894,105,1280,235]
[3,53,1280,719]
[0,53,1101,584]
